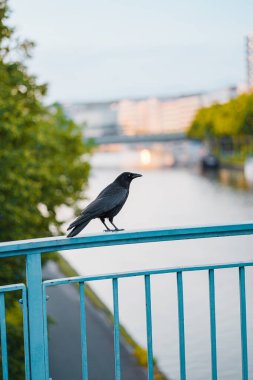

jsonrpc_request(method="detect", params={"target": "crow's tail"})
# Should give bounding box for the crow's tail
[67,217,91,238]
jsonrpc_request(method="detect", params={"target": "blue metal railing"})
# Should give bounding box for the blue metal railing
[0,284,30,380]
[0,222,253,380]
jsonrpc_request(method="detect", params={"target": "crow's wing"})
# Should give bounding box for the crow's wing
[96,181,116,199]
[83,184,128,217]
[68,184,128,230]
[79,182,125,214]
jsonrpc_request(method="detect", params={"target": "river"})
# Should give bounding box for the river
[60,150,253,380]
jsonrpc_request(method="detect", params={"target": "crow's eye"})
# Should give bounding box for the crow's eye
[128,174,131,177]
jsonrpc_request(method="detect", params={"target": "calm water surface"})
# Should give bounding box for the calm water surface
[60,153,253,380]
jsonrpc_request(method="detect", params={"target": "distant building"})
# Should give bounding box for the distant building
[200,86,237,107]
[117,97,199,135]
[63,87,237,138]
[117,98,162,135]
[117,87,237,135]
[160,95,201,134]
[246,34,253,89]
[63,102,120,138]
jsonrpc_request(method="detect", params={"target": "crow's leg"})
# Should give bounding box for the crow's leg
[109,218,124,232]
[100,218,112,232]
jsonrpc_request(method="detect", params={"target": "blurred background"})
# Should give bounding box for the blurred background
[2,0,253,379]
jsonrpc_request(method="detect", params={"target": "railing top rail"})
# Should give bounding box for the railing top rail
[44,260,253,288]
[0,283,25,293]
[0,222,253,258]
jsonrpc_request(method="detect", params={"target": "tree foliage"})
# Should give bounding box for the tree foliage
[0,1,91,378]
[188,93,253,139]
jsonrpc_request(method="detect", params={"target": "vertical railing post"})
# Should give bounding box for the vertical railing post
[0,293,9,380]
[145,275,154,380]
[209,269,217,380]
[26,253,47,380]
[113,278,121,380]
[79,282,88,380]
[177,271,186,380]
[239,266,248,380]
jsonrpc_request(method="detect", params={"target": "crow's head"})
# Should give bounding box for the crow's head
[116,172,142,187]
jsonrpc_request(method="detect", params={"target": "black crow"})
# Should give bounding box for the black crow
[67,172,142,237]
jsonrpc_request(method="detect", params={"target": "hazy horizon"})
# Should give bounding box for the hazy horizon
[10,0,253,103]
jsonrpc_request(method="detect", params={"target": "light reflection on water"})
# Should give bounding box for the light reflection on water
[60,152,253,380]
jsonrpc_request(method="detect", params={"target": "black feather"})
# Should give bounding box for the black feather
[66,172,142,237]
[67,218,91,237]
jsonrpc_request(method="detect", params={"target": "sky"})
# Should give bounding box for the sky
[9,0,253,103]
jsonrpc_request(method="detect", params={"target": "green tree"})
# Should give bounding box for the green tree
[188,93,253,139]
[0,1,91,378]
[188,93,253,163]
[0,0,91,246]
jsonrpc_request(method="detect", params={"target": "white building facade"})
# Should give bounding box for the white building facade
[117,87,237,136]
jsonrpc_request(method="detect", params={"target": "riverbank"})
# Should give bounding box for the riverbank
[220,160,244,171]
[44,254,168,380]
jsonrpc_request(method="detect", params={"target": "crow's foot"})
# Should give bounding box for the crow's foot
[103,228,124,232]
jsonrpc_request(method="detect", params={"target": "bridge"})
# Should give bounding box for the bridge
[0,222,252,380]
[92,132,187,145]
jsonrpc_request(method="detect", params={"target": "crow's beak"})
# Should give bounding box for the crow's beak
[132,173,142,179]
